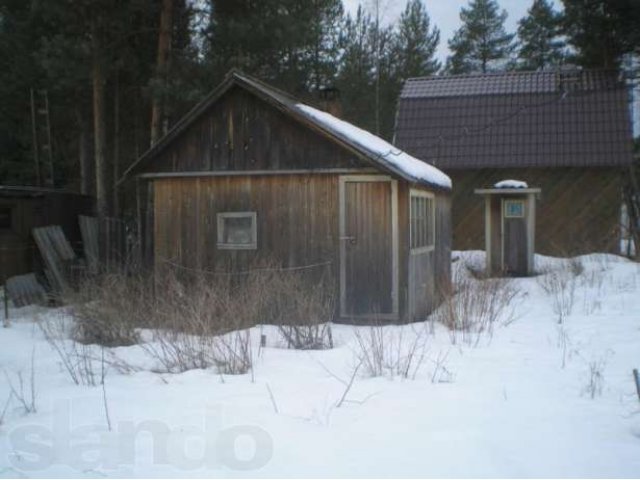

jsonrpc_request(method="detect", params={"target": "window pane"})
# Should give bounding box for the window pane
[223,216,253,244]
[410,194,435,250]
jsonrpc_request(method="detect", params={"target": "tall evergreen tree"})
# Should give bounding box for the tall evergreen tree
[394,0,441,80]
[446,0,516,74]
[204,0,343,94]
[335,7,376,132]
[561,0,640,70]
[517,0,565,70]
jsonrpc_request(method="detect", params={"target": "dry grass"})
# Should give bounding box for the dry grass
[353,322,430,379]
[537,259,582,324]
[65,273,146,347]
[434,267,519,346]
[54,257,335,376]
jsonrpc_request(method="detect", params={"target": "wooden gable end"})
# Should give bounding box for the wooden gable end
[142,86,369,174]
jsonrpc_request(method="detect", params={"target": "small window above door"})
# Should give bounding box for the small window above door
[217,212,257,250]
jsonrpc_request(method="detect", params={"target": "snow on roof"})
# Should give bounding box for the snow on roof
[494,179,528,189]
[296,104,452,189]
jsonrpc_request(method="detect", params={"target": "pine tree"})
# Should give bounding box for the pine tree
[204,0,343,93]
[335,7,376,132]
[446,0,516,74]
[517,0,565,70]
[561,0,640,70]
[394,0,441,80]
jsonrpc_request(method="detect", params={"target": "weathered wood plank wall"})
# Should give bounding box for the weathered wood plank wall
[153,175,339,278]
[144,87,368,174]
[447,167,624,255]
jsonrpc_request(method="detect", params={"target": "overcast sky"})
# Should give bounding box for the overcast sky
[342,0,562,62]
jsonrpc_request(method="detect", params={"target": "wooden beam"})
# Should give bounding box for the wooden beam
[137,168,378,180]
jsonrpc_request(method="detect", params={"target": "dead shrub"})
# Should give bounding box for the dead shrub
[61,257,335,375]
[140,260,334,374]
[38,312,99,386]
[65,273,147,347]
[353,323,429,379]
[537,260,580,323]
[434,269,519,346]
[273,273,335,350]
[140,270,251,374]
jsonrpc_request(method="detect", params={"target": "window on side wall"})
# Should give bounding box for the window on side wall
[410,190,435,253]
[217,212,257,250]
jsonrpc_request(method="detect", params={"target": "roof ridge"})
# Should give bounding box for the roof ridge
[405,67,619,84]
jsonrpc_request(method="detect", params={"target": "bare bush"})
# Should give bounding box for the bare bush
[434,270,519,346]
[62,257,335,376]
[140,266,255,375]
[241,266,335,350]
[584,357,607,399]
[276,274,334,350]
[38,313,98,386]
[429,350,454,384]
[538,261,580,323]
[353,323,429,379]
[0,393,12,425]
[65,273,147,347]
[2,347,37,414]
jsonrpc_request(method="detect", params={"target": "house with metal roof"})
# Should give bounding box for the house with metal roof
[394,69,634,255]
[120,70,452,322]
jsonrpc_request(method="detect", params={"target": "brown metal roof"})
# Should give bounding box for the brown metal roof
[395,69,634,169]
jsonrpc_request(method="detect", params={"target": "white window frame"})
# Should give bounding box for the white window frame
[409,189,435,254]
[216,211,257,250]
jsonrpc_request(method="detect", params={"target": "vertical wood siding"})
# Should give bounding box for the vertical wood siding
[343,180,393,315]
[448,167,624,255]
[153,175,339,278]
[142,87,368,174]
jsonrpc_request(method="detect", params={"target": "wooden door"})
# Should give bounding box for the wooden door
[502,198,528,275]
[339,176,398,319]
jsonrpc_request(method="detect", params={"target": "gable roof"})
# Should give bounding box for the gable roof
[395,69,634,170]
[122,70,451,190]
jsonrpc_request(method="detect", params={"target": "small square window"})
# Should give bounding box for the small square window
[0,207,12,229]
[217,212,257,250]
[504,200,525,218]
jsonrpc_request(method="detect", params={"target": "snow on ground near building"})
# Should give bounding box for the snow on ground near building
[1,252,639,478]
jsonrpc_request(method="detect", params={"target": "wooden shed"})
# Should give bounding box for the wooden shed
[120,70,452,322]
[475,181,541,276]
[0,186,94,283]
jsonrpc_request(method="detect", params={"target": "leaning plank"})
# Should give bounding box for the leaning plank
[32,226,77,294]
[79,215,99,274]
[5,273,47,308]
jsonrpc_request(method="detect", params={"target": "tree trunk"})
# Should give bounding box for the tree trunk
[76,107,93,196]
[112,71,120,216]
[150,0,173,146]
[92,22,110,219]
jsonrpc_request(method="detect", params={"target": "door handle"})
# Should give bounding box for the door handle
[340,236,357,245]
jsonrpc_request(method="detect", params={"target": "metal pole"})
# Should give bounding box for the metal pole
[3,287,9,326]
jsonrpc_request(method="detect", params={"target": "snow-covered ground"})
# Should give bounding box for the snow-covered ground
[1,252,639,478]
